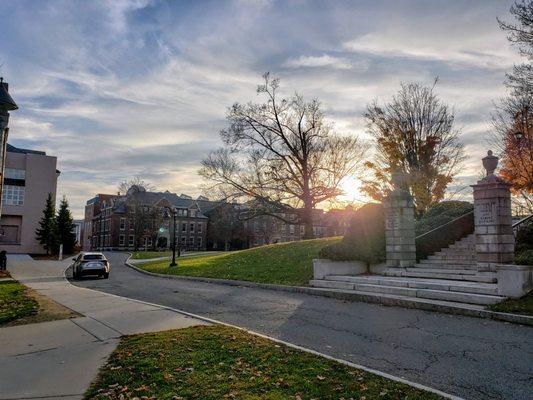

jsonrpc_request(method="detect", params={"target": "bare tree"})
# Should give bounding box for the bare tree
[498,0,533,95]
[362,81,465,214]
[200,73,367,239]
[490,94,533,213]
[117,177,155,196]
[126,196,164,251]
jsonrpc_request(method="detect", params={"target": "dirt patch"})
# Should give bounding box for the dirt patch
[0,270,11,278]
[2,285,80,327]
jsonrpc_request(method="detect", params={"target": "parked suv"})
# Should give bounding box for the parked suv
[72,252,110,279]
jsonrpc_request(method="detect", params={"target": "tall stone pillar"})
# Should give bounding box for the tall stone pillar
[384,172,416,268]
[472,150,514,272]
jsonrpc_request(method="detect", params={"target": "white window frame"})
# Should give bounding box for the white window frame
[128,235,134,246]
[120,218,126,231]
[119,234,125,246]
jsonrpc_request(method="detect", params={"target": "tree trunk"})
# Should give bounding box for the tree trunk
[302,199,315,240]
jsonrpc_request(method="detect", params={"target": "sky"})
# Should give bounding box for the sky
[0,0,521,218]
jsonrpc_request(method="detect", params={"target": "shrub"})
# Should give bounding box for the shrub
[515,250,533,266]
[515,220,533,253]
[319,203,385,265]
[415,201,473,236]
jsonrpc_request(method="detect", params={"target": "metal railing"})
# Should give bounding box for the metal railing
[415,210,475,260]
[513,214,533,236]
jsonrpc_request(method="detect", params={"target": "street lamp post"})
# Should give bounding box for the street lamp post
[0,78,18,220]
[163,207,178,267]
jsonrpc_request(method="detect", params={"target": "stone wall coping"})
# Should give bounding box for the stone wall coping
[497,264,533,271]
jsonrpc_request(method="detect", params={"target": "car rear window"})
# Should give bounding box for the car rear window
[83,254,104,260]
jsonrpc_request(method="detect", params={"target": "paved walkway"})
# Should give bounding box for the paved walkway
[1,256,206,400]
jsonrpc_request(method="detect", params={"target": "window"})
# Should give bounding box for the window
[129,220,134,230]
[181,236,186,244]
[2,185,25,205]
[197,223,202,233]
[290,225,295,235]
[190,223,195,233]
[189,236,194,245]
[182,222,187,232]
[128,235,134,246]
[197,237,202,246]
[5,168,25,180]
[119,234,125,246]
[120,218,126,230]
[300,225,305,235]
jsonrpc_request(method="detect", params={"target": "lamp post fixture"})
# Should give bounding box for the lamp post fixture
[0,78,18,220]
[163,206,178,267]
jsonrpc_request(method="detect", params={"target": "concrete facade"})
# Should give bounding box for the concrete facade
[384,174,416,268]
[0,144,58,254]
[472,151,515,272]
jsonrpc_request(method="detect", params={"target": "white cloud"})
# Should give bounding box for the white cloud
[284,54,357,70]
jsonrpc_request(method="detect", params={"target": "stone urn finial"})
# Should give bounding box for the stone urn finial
[482,150,499,176]
[391,170,405,190]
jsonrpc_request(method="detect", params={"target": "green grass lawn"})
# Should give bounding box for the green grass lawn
[131,250,172,259]
[137,237,340,286]
[0,281,39,325]
[488,291,533,316]
[85,325,442,400]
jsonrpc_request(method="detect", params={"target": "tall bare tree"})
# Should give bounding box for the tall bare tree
[492,1,533,213]
[362,81,465,214]
[491,94,533,213]
[117,177,155,196]
[200,73,367,239]
[498,0,533,95]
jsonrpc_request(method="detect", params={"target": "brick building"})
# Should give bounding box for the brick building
[83,185,350,252]
[84,186,223,252]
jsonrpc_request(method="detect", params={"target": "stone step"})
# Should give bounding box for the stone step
[324,275,499,295]
[428,255,476,262]
[309,279,504,305]
[418,259,477,267]
[406,267,476,275]
[384,269,497,283]
[430,252,476,258]
[414,263,478,270]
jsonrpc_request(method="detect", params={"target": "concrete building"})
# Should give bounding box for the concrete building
[0,144,59,254]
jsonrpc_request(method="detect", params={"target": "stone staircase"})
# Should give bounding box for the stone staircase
[310,234,506,306]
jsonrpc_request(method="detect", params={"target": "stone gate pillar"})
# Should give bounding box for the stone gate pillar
[384,172,416,268]
[472,150,514,272]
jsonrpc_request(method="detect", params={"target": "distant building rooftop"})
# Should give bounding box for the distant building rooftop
[7,143,47,156]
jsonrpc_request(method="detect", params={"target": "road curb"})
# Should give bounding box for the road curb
[70,258,463,400]
[125,258,533,327]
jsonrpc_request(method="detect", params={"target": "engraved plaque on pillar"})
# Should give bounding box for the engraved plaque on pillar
[386,210,400,230]
[475,200,496,225]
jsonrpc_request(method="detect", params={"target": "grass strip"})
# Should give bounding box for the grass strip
[0,280,39,325]
[488,291,533,316]
[86,325,443,400]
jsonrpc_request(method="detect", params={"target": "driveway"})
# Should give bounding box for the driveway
[71,252,533,400]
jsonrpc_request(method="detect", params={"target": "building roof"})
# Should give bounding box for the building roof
[6,143,46,155]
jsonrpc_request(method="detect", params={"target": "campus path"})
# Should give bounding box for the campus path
[71,252,533,400]
[1,256,205,400]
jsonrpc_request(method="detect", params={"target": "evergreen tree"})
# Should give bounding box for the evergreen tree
[56,196,77,254]
[35,193,58,255]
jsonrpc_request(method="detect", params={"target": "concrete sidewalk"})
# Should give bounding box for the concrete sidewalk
[1,256,206,400]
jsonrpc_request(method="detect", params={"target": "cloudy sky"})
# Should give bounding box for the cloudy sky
[0,0,520,217]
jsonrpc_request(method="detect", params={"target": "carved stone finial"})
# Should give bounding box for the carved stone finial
[482,150,498,176]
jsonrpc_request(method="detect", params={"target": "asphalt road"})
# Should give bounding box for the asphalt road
[70,252,533,400]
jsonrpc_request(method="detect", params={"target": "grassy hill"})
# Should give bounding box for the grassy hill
[137,237,341,286]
